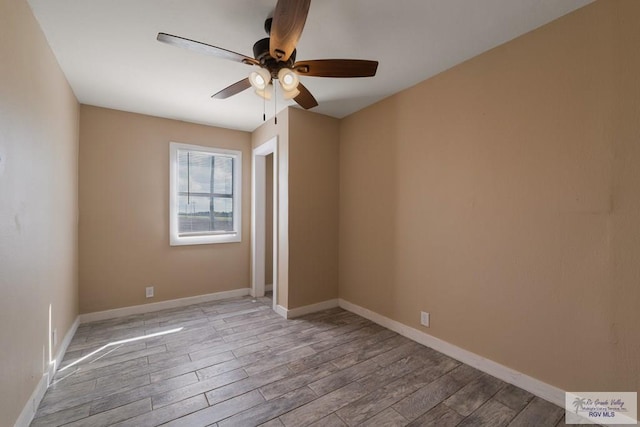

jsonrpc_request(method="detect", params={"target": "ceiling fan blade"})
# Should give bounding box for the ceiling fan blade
[157,33,259,66]
[293,59,379,78]
[269,0,311,62]
[212,78,252,99]
[294,82,318,109]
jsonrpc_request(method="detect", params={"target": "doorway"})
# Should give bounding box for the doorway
[251,137,278,311]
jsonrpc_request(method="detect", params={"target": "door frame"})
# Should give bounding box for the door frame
[251,136,278,311]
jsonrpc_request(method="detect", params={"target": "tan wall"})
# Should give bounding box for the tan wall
[288,108,340,308]
[610,0,640,393]
[79,106,251,313]
[340,0,639,393]
[0,0,80,424]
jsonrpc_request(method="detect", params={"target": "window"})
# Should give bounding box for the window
[170,142,241,245]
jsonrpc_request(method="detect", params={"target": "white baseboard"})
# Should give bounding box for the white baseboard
[15,316,79,427]
[338,298,566,408]
[46,316,79,382]
[274,304,288,319]
[288,299,339,318]
[14,373,48,427]
[79,288,250,323]
[276,299,339,319]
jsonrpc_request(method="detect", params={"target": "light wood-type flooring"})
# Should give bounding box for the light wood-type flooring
[31,295,576,426]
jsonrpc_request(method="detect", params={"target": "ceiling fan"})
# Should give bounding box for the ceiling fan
[157,0,378,110]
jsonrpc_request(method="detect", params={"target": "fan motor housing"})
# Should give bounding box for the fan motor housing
[253,37,296,78]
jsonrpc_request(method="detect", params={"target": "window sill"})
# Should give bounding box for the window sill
[170,233,241,246]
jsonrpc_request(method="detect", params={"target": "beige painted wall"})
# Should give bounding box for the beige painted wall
[340,0,639,393]
[610,0,640,393]
[288,108,340,308]
[79,106,251,313]
[0,0,80,424]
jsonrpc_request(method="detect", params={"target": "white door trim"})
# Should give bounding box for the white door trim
[252,137,278,312]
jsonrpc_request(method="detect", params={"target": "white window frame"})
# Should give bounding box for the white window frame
[169,142,242,246]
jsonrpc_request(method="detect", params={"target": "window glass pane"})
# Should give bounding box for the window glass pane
[178,150,234,196]
[213,197,234,231]
[178,150,214,193]
[177,150,190,193]
[177,196,234,234]
[213,156,233,195]
[178,195,212,234]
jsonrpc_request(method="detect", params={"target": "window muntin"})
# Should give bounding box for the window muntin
[170,142,241,245]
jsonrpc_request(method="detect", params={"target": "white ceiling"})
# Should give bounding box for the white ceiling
[28,0,593,132]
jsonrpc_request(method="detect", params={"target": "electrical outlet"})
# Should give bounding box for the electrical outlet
[146,286,154,298]
[420,311,430,327]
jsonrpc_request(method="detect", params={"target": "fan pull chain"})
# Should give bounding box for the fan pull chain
[263,92,266,122]
[274,83,278,125]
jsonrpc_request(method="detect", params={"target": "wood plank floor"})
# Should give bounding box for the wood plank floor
[32,295,572,426]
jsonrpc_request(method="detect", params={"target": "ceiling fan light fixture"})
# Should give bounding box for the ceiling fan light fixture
[255,84,273,100]
[282,87,300,100]
[249,68,272,90]
[278,68,299,92]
